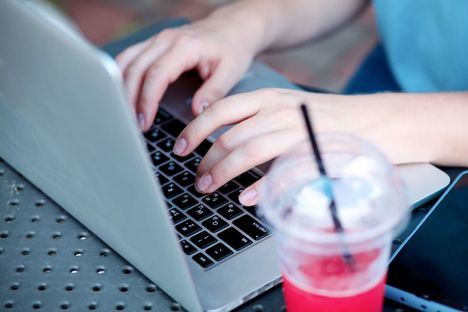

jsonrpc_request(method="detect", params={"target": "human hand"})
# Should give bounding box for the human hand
[173,88,352,206]
[116,14,261,131]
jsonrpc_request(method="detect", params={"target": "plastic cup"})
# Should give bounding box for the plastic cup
[260,133,409,312]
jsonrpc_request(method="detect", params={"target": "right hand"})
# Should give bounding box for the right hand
[116,17,259,131]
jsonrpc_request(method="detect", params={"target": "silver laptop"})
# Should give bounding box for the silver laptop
[0,1,450,311]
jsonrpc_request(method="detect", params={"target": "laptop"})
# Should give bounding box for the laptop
[0,1,450,311]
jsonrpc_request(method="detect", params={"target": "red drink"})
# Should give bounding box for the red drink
[283,275,386,312]
[282,250,386,312]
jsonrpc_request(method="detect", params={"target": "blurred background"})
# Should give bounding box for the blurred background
[47,0,378,92]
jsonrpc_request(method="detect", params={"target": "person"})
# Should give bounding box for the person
[116,0,468,207]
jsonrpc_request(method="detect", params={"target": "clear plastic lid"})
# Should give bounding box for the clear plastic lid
[259,133,409,245]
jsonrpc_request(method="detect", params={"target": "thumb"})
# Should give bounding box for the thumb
[192,60,247,116]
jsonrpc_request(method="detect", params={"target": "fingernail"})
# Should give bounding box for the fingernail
[239,189,257,206]
[138,113,145,130]
[197,100,210,114]
[197,173,212,192]
[173,138,187,155]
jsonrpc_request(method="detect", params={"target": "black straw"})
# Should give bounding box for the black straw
[300,104,355,268]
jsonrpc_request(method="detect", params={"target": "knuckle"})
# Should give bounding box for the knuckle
[207,100,223,117]
[254,88,280,101]
[125,63,144,78]
[240,141,259,160]
[156,29,176,42]
[215,134,232,153]
[205,85,225,100]
[146,64,162,79]
[174,34,195,47]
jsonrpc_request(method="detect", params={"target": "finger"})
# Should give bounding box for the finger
[173,92,266,157]
[192,59,247,115]
[115,40,150,72]
[238,176,266,207]
[195,129,303,194]
[138,45,201,131]
[196,110,291,176]
[123,41,172,116]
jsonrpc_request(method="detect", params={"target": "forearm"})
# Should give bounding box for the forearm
[324,92,468,166]
[207,0,368,53]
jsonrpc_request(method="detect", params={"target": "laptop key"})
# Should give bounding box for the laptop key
[202,192,227,209]
[173,171,195,187]
[180,239,197,255]
[176,219,201,237]
[146,142,156,154]
[154,108,172,124]
[155,172,169,186]
[145,127,167,143]
[206,243,233,261]
[218,227,252,251]
[159,161,183,177]
[187,185,205,198]
[235,171,261,187]
[157,138,175,153]
[172,193,197,210]
[202,215,228,233]
[151,151,169,166]
[169,208,186,224]
[162,183,182,199]
[185,157,202,173]
[170,151,194,163]
[192,253,214,268]
[218,203,243,220]
[244,205,258,217]
[161,119,185,138]
[195,140,212,156]
[228,188,244,205]
[190,231,217,249]
[187,204,213,221]
[218,181,240,195]
[233,215,269,240]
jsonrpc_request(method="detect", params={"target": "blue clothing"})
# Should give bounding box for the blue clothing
[344,44,401,94]
[373,0,468,92]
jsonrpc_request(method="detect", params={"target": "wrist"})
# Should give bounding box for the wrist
[207,0,282,55]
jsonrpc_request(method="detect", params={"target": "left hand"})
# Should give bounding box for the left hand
[172,88,352,206]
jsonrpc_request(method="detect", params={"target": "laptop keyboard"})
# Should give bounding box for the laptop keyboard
[144,108,271,269]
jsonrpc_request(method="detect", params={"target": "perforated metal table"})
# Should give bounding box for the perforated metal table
[1,21,461,312]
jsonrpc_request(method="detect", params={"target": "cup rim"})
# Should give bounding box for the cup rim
[259,133,409,245]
